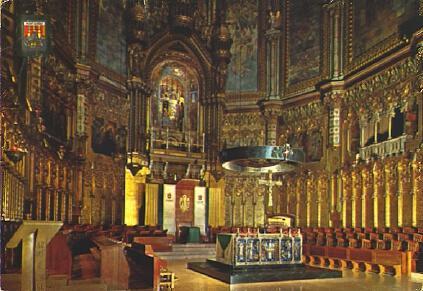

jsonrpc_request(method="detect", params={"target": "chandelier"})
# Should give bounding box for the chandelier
[220,42,304,173]
[220,144,304,173]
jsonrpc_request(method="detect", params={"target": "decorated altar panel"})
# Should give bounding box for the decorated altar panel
[216,231,302,266]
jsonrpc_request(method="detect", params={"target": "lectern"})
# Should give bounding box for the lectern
[6,220,63,291]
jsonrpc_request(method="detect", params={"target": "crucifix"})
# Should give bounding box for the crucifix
[259,171,282,209]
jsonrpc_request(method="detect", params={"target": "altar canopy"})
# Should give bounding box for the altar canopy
[216,230,302,266]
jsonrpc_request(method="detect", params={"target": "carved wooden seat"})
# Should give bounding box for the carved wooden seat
[327,237,337,247]
[349,238,361,248]
[376,239,391,250]
[413,233,423,243]
[398,233,413,241]
[392,240,407,251]
[357,232,368,240]
[354,227,363,233]
[337,238,348,247]
[369,233,382,240]
[403,227,417,234]
[361,239,375,249]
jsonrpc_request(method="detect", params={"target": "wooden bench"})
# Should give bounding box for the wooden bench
[303,244,409,276]
[133,236,173,252]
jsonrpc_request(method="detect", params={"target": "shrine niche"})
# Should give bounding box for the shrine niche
[150,61,201,148]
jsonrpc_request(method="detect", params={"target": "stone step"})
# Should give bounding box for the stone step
[172,243,215,249]
[48,283,108,291]
[158,250,216,256]
[158,254,215,260]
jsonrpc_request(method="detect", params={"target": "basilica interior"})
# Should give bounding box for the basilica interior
[1,0,423,290]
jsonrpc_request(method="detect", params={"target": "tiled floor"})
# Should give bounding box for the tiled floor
[168,260,423,291]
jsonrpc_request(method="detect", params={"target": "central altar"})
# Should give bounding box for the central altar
[187,229,342,284]
[215,231,302,266]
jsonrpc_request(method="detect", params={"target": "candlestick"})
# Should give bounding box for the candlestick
[202,132,205,153]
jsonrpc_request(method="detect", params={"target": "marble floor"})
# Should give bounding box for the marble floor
[168,260,423,291]
[1,261,423,291]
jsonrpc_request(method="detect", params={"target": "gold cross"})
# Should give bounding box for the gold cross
[258,171,282,207]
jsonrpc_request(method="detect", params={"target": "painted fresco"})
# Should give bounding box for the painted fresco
[287,0,323,86]
[92,118,126,156]
[226,0,258,92]
[96,0,127,75]
[353,0,419,58]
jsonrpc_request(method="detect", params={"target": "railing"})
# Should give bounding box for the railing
[359,135,407,160]
[150,128,205,154]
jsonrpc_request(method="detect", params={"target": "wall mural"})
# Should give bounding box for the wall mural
[92,118,126,156]
[287,0,323,87]
[96,0,127,75]
[353,0,419,58]
[226,0,258,92]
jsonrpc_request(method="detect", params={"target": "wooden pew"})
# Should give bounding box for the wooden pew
[93,237,165,290]
[46,232,72,279]
[133,236,173,252]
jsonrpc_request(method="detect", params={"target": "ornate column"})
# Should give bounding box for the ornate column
[323,0,345,79]
[361,164,373,227]
[206,5,232,175]
[341,167,352,227]
[295,175,306,227]
[351,166,362,227]
[372,160,385,228]
[384,159,398,227]
[260,102,283,146]
[317,172,329,227]
[398,156,412,226]
[412,146,423,227]
[265,3,282,100]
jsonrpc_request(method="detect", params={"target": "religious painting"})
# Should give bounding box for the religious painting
[91,118,126,156]
[353,0,419,59]
[226,0,258,92]
[305,130,323,162]
[96,0,127,75]
[287,0,323,87]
